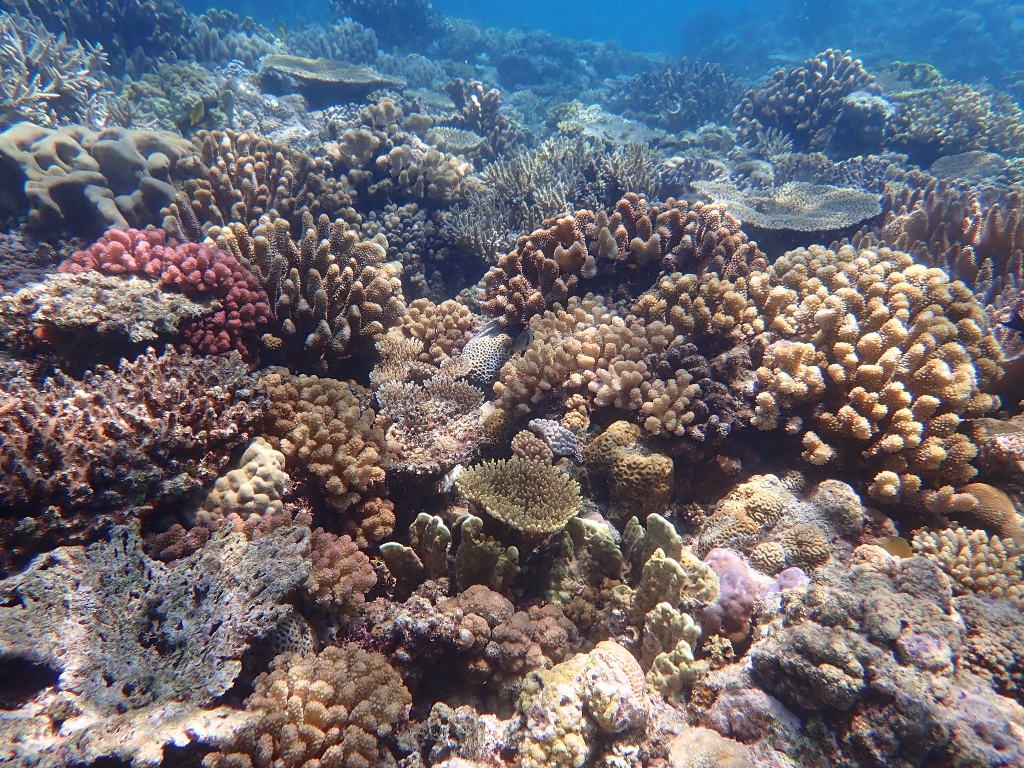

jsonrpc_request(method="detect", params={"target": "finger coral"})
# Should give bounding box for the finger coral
[912,526,1024,606]
[203,643,411,768]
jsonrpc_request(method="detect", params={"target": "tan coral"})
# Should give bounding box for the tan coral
[584,420,673,522]
[202,644,411,768]
[912,526,1024,606]
[261,369,391,518]
[196,437,289,524]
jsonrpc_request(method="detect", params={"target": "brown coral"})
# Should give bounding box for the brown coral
[261,369,393,536]
[304,528,377,608]
[209,211,405,374]
[203,644,411,768]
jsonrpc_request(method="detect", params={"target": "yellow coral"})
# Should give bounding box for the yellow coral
[584,421,673,521]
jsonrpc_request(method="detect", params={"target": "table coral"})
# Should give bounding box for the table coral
[455,458,582,544]
[203,643,411,768]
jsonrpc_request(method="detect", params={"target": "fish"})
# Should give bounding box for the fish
[999,308,1024,334]
[880,535,913,558]
[189,99,205,126]
[511,327,534,354]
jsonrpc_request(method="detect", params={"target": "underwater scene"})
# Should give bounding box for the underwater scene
[1,0,1024,766]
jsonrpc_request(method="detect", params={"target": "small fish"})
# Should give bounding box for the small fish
[189,99,205,126]
[511,327,533,354]
[880,535,913,558]
[439,464,464,494]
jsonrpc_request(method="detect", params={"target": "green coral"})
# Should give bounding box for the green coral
[453,514,521,594]
[641,603,707,697]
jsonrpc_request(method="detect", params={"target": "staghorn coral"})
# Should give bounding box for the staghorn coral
[912,526,1023,607]
[211,211,405,373]
[0,521,310,767]
[734,49,882,153]
[585,420,674,522]
[197,437,289,524]
[0,12,107,130]
[203,643,411,768]
[455,458,582,544]
[260,369,393,543]
[0,346,263,565]
[0,121,191,235]
[693,180,882,232]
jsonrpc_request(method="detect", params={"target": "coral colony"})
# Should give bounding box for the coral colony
[2,1,1024,767]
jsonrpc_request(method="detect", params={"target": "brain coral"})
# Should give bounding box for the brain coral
[203,643,411,768]
[584,420,674,522]
[455,458,582,542]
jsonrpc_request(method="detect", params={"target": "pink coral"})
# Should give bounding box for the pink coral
[703,547,759,643]
[304,527,378,608]
[61,228,271,358]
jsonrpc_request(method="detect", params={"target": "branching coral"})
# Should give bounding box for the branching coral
[260,369,394,544]
[734,49,881,152]
[912,526,1023,607]
[61,228,271,358]
[0,12,107,130]
[203,643,411,768]
[304,527,377,608]
[210,211,405,373]
[481,194,766,326]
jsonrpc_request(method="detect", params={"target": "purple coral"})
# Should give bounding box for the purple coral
[759,566,810,598]
[703,547,759,643]
[529,418,584,463]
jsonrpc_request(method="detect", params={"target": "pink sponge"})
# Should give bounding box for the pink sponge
[703,547,759,644]
[62,229,270,358]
